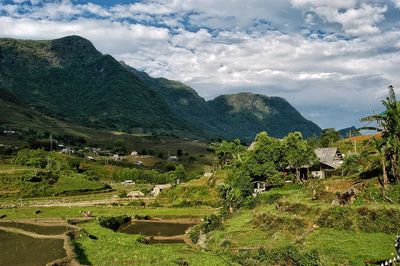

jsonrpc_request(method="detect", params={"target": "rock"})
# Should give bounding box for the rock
[337,187,359,205]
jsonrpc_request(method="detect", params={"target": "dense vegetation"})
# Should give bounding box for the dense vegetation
[2,35,400,266]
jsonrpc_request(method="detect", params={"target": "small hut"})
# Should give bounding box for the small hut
[127,191,145,198]
[312,148,344,179]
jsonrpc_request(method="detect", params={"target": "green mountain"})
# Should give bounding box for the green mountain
[0,35,321,141]
[126,66,321,140]
[207,93,321,139]
[338,126,361,138]
[0,36,188,134]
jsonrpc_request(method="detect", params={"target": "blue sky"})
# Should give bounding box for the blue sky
[0,0,400,129]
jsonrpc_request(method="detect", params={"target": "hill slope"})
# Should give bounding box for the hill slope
[207,93,321,139]
[124,65,321,140]
[0,36,321,140]
[0,36,188,134]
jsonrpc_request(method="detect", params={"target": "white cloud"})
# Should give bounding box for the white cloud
[0,0,399,129]
[291,1,388,36]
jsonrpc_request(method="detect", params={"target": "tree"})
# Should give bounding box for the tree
[212,139,246,166]
[319,128,341,147]
[283,132,318,183]
[240,132,286,181]
[360,85,400,185]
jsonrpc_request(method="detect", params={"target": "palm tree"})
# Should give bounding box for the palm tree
[360,85,400,185]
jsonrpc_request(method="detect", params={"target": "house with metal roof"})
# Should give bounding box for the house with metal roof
[312,147,344,178]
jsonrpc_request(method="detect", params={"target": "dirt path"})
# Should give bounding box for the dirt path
[1,196,154,208]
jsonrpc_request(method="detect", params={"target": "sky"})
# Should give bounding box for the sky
[0,0,400,129]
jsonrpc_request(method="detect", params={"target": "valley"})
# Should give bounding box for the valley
[0,35,399,266]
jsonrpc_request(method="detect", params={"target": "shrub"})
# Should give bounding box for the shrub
[316,207,355,230]
[317,206,400,234]
[13,149,48,168]
[234,245,321,266]
[187,225,201,243]
[202,214,222,233]
[265,172,285,188]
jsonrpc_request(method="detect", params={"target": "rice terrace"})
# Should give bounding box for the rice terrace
[1,0,400,266]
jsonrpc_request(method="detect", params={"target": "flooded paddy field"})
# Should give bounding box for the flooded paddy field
[0,221,68,235]
[0,230,66,266]
[119,219,197,244]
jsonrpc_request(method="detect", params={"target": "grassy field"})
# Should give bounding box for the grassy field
[207,182,399,265]
[1,145,399,266]
[74,222,231,266]
[0,205,217,220]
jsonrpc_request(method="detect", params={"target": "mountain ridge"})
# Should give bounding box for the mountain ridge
[0,35,321,141]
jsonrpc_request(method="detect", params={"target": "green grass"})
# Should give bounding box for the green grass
[0,206,218,220]
[50,173,106,194]
[75,222,231,266]
[208,182,400,265]
[303,228,394,265]
[156,177,221,207]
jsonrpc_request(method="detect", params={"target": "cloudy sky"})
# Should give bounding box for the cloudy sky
[1,0,399,129]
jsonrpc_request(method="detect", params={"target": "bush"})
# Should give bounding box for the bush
[317,206,400,234]
[316,207,355,230]
[265,172,285,188]
[202,214,222,233]
[13,149,48,168]
[188,225,201,243]
[187,214,223,244]
[98,215,131,231]
[234,245,321,266]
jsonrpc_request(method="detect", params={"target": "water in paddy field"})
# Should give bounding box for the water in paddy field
[0,222,67,235]
[0,230,66,266]
[119,220,196,244]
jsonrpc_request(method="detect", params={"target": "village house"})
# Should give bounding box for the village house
[150,184,172,197]
[121,180,135,185]
[112,154,124,161]
[168,155,179,161]
[311,147,344,179]
[127,191,145,198]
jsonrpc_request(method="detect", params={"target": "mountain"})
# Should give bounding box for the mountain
[0,35,321,141]
[338,126,361,138]
[0,36,189,134]
[207,93,321,139]
[124,65,321,140]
